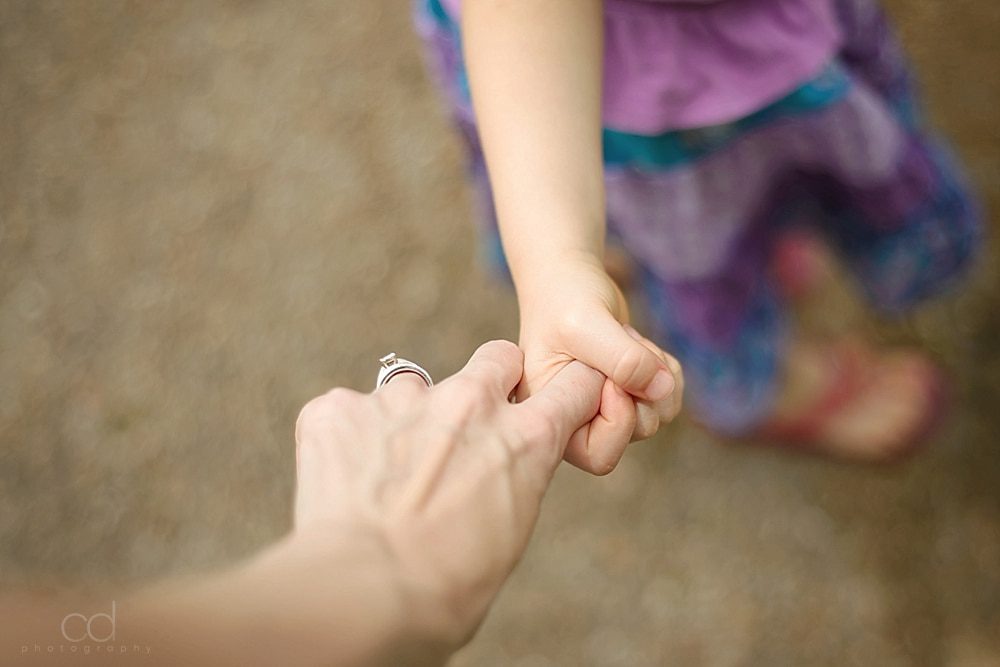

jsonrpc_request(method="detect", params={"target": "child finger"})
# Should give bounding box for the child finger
[562,379,636,476]
[565,311,675,403]
[623,325,684,421]
[632,401,660,441]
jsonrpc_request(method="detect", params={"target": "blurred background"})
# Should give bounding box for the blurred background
[1,1,997,664]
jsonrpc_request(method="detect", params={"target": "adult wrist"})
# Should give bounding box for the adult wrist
[285,521,465,665]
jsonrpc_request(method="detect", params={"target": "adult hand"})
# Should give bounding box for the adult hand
[294,340,605,654]
[0,342,608,667]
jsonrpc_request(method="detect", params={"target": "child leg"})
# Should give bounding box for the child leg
[637,226,788,437]
[816,136,980,314]
[639,241,947,460]
[824,0,983,309]
[834,0,921,125]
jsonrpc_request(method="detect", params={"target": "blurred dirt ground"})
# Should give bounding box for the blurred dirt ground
[1,1,998,665]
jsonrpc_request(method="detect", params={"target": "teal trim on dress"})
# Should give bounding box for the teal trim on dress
[423,0,853,172]
[426,0,450,25]
[603,63,853,170]
[424,0,473,108]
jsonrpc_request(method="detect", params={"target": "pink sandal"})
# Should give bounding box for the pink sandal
[750,340,949,463]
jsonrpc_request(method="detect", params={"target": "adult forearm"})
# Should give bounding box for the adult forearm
[1,343,611,665]
[127,528,454,666]
[3,529,454,666]
[461,0,606,293]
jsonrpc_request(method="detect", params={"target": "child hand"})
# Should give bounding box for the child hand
[515,253,684,475]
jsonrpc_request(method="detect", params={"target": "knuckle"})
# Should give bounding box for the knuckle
[557,310,591,340]
[634,403,659,437]
[325,386,360,411]
[590,455,618,477]
[612,346,652,389]
[295,405,321,448]
[666,362,685,415]
[534,379,577,420]
[475,358,510,389]
[297,388,357,431]
[633,415,660,442]
[444,377,492,414]
[669,389,684,420]
[295,395,327,432]
[468,341,522,391]
[481,339,522,364]
[664,353,682,376]
[519,411,559,447]
[485,438,517,473]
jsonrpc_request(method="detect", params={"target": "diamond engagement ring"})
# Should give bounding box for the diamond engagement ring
[375,353,434,390]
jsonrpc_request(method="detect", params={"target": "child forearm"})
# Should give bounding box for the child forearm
[461,0,605,297]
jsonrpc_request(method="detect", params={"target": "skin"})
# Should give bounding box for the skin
[1,341,679,665]
[460,0,931,459]
[461,0,684,474]
[770,235,941,458]
[769,337,936,460]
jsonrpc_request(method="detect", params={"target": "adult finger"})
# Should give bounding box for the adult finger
[564,310,675,402]
[562,378,636,475]
[444,339,524,401]
[517,360,603,446]
[376,370,433,403]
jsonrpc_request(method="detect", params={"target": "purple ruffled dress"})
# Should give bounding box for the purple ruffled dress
[416,0,980,434]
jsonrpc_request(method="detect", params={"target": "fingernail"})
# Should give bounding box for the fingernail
[645,368,675,401]
[623,324,642,341]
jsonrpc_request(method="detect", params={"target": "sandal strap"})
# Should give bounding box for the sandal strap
[757,340,872,444]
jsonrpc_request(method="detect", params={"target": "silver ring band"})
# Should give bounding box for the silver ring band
[375,353,433,390]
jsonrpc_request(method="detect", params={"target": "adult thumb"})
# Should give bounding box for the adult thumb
[517,361,603,454]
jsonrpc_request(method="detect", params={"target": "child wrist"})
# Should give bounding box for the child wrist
[508,246,602,285]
